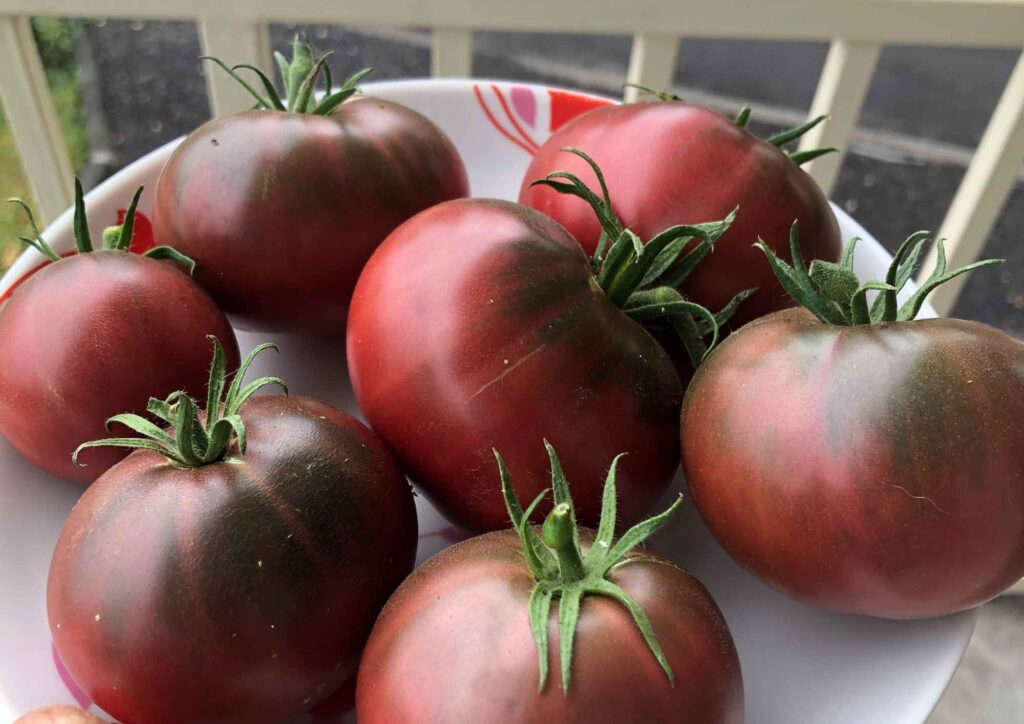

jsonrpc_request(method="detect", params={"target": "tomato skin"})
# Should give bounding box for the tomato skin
[519,102,842,327]
[47,395,418,723]
[347,199,682,532]
[15,705,104,724]
[682,308,1024,618]
[153,97,469,335]
[356,529,744,723]
[0,252,238,483]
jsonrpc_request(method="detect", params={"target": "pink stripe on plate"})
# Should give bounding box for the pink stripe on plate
[52,642,93,710]
[510,86,537,128]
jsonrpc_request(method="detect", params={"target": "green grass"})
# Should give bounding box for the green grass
[0,18,89,273]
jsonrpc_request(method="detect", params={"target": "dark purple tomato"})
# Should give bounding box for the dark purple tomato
[682,234,1024,618]
[48,393,418,722]
[358,531,743,723]
[520,101,842,327]
[14,705,104,724]
[0,188,237,484]
[357,444,744,723]
[684,309,1024,618]
[347,198,682,532]
[153,96,468,335]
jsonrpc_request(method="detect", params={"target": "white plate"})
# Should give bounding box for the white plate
[0,79,973,724]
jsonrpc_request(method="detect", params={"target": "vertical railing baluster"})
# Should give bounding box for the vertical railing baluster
[431,28,473,78]
[624,34,680,103]
[0,15,74,222]
[198,19,272,117]
[921,49,1024,314]
[799,38,883,197]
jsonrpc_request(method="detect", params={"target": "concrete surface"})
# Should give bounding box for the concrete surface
[79,20,1024,722]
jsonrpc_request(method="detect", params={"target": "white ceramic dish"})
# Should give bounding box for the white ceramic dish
[0,79,974,724]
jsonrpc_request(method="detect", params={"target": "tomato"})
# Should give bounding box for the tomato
[357,443,744,723]
[47,342,418,722]
[0,184,237,483]
[153,38,468,335]
[347,193,734,532]
[14,706,103,724]
[519,99,842,327]
[681,229,1024,618]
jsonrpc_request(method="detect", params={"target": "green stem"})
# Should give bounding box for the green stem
[543,503,587,583]
[7,198,60,261]
[500,444,680,694]
[735,105,752,128]
[72,177,93,253]
[757,223,1001,326]
[73,339,285,468]
[622,82,680,101]
[532,148,742,365]
[765,114,828,147]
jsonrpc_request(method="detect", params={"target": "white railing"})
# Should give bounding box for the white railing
[1,1,1023,314]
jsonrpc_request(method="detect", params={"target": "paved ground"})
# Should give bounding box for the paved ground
[79,20,1023,722]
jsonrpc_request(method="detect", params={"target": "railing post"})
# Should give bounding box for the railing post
[624,34,680,103]
[798,38,882,197]
[198,19,272,117]
[431,28,473,78]
[920,49,1024,315]
[0,15,74,222]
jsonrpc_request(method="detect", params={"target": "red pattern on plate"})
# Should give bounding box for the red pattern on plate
[473,84,536,154]
[118,208,156,254]
[548,89,614,132]
[475,84,613,154]
[487,85,539,152]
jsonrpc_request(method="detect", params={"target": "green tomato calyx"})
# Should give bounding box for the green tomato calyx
[8,179,194,272]
[530,147,756,369]
[756,223,1004,326]
[497,441,682,695]
[73,339,286,468]
[202,34,372,116]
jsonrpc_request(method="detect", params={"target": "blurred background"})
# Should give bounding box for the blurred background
[0,18,1021,722]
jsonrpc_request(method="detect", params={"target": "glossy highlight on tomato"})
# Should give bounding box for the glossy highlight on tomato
[520,100,842,327]
[347,198,683,532]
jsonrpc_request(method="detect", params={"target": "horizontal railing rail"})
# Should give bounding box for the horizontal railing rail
[1,0,1023,315]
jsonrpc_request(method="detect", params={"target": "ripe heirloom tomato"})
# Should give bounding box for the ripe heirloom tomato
[682,228,1024,618]
[153,37,468,335]
[0,183,237,483]
[357,443,743,723]
[14,706,103,724]
[347,190,739,532]
[48,341,418,723]
[520,98,842,327]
